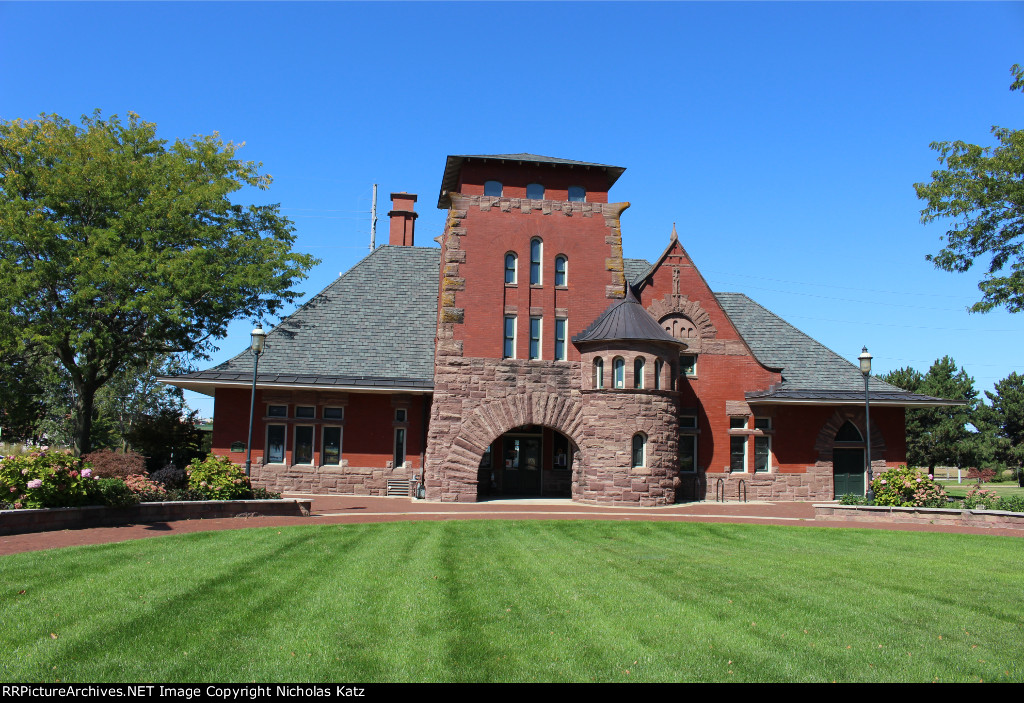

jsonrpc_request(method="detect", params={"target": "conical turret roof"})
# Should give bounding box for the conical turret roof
[573,288,684,346]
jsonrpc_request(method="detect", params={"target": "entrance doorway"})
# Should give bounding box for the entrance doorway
[477,425,574,498]
[833,448,865,498]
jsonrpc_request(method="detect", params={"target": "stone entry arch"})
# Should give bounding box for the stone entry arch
[814,409,888,498]
[425,391,588,502]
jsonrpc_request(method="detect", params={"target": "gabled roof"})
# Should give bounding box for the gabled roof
[573,288,684,347]
[438,153,626,208]
[715,293,950,405]
[164,246,440,396]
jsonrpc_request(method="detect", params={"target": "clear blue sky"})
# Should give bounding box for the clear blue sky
[2,1,1023,417]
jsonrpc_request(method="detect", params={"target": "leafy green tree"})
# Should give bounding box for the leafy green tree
[915,65,1024,313]
[976,372,1024,477]
[0,111,318,454]
[882,358,979,470]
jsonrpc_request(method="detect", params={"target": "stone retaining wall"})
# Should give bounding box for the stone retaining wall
[251,462,414,497]
[814,503,1024,531]
[0,499,312,536]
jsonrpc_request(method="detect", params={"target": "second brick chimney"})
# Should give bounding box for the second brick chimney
[388,192,418,246]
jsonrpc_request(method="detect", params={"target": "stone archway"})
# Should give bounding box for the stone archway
[426,391,587,502]
[813,409,888,498]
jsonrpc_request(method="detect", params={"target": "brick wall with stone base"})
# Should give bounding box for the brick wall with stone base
[574,389,680,506]
[251,461,416,497]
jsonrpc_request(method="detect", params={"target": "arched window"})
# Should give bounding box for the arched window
[554,255,567,287]
[568,186,586,202]
[654,359,663,390]
[527,183,544,200]
[613,357,625,388]
[633,357,645,389]
[593,357,604,389]
[485,180,503,197]
[504,252,517,284]
[530,238,542,285]
[835,421,863,442]
[632,433,646,468]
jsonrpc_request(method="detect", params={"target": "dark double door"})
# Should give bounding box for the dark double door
[833,448,865,498]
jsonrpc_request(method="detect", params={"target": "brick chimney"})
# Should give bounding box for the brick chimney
[388,192,418,246]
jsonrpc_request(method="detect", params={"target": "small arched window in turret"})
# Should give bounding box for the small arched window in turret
[613,357,625,389]
[632,433,647,468]
[634,357,645,389]
[593,357,605,389]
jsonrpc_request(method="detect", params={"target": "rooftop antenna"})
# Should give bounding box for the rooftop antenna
[370,183,378,250]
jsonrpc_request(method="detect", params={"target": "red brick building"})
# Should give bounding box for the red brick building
[167,154,949,504]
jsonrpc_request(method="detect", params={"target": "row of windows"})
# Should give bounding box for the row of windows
[485,181,587,202]
[503,316,568,360]
[504,241,568,286]
[267,404,344,420]
[592,354,698,390]
[263,406,408,467]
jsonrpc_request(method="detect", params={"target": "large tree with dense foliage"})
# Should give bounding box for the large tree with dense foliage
[881,357,978,471]
[914,65,1024,313]
[0,111,317,454]
[975,372,1024,477]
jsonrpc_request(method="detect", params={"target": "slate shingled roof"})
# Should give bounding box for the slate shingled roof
[170,249,945,405]
[715,292,945,403]
[170,246,440,394]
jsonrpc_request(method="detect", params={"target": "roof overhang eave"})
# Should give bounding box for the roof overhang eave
[745,396,966,407]
[157,377,435,397]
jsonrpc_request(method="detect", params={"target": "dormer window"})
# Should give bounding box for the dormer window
[485,180,503,197]
[568,186,586,202]
[526,183,544,199]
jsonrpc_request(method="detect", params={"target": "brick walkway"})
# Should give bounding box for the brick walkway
[1,494,1021,556]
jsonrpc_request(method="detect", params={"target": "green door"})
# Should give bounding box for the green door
[833,448,865,498]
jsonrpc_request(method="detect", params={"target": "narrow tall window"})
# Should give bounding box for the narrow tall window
[680,416,698,473]
[568,186,586,202]
[505,253,517,284]
[294,426,314,465]
[554,255,567,286]
[322,426,342,466]
[267,425,285,464]
[632,433,646,468]
[529,317,541,360]
[485,180,502,197]
[754,418,771,473]
[654,359,663,390]
[530,238,542,285]
[634,357,645,389]
[554,318,567,361]
[730,436,747,472]
[527,183,544,199]
[613,357,625,388]
[394,428,406,467]
[594,357,604,389]
[503,316,516,359]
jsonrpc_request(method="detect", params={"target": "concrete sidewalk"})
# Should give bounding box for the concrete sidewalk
[1,494,1021,556]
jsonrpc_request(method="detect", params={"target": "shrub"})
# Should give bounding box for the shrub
[997,495,1024,513]
[86,478,140,508]
[0,450,93,509]
[186,454,251,500]
[871,465,947,507]
[250,486,282,500]
[150,463,187,489]
[961,486,1002,510]
[124,474,168,502]
[966,467,997,485]
[838,493,868,505]
[82,449,146,479]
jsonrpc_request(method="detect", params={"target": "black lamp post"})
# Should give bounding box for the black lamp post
[244,325,267,477]
[859,346,873,501]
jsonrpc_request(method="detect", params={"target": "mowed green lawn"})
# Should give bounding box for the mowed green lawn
[943,482,1024,499]
[1,521,1021,683]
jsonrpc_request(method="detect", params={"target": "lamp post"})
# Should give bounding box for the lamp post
[859,346,873,501]
[244,325,267,477]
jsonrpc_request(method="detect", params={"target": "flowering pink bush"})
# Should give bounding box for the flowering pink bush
[0,450,95,509]
[123,474,167,502]
[871,465,947,507]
